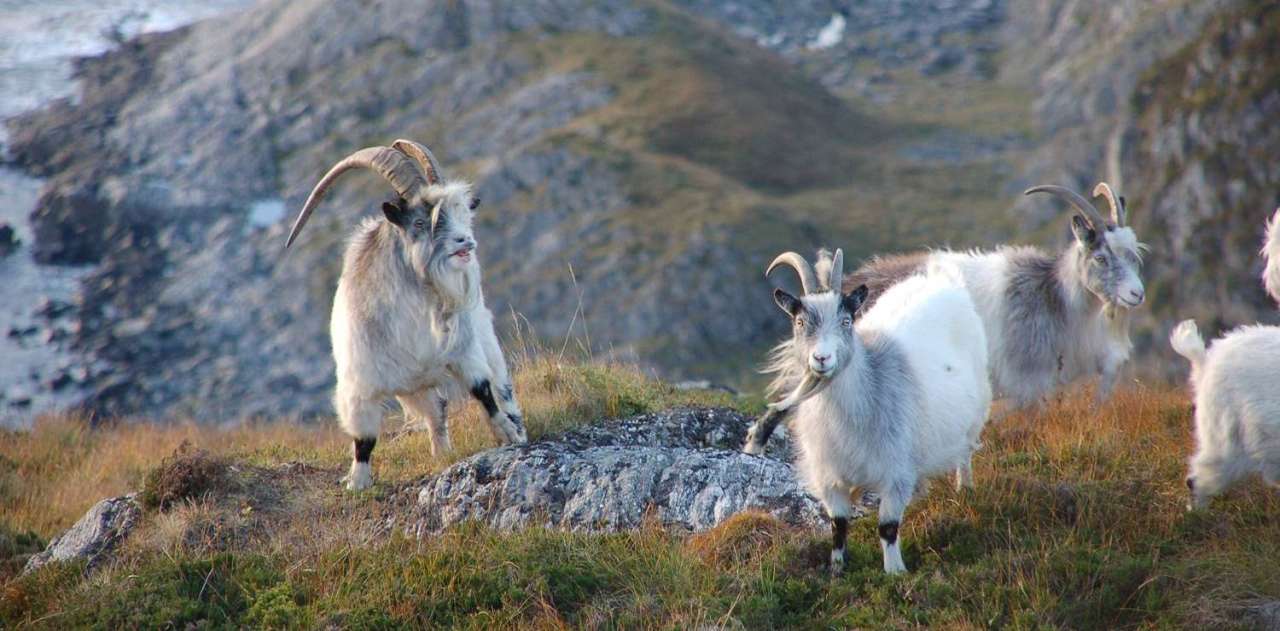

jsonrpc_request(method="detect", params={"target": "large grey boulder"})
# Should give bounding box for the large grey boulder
[23,494,140,574]
[401,407,862,535]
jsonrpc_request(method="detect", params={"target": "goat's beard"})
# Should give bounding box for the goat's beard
[425,246,480,313]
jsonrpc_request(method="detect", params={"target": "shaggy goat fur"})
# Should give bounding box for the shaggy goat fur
[763,250,990,574]
[286,143,525,491]
[1170,208,1280,510]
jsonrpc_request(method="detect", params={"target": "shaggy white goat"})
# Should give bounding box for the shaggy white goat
[284,139,526,490]
[849,183,1144,409]
[1169,208,1280,510]
[762,249,990,574]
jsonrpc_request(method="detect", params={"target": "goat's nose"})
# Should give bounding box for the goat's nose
[1129,288,1145,303]
[812,353,830,365]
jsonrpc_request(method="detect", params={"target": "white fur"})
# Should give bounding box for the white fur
[330,181,525,491]
[1263,208,1280,303]
[1170,212,1280,509]
[785,263,991,574]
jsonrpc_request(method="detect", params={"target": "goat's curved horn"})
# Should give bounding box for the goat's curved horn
[391,138,443,185]
[285,147,427,248]
[1024,184,1111,229]
[1092,182,1126,226]
[767,252,819,295]
[827,248,844,292]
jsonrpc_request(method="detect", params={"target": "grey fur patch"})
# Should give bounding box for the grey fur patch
[843,252,929,313]
[1003,249,1068,380]
[855,331,920,445]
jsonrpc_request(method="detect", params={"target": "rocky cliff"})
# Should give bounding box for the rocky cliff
[3,0,1273,421]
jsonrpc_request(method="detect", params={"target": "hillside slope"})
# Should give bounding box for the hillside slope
[4,0,1023,420]
[3,0,1275,421]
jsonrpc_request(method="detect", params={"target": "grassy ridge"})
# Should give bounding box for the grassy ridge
[3,364,1279,628]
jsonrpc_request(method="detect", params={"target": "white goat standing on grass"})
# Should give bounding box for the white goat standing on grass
[284,139,526,491]
[762,249,990,574]
[1170,208,1280,511]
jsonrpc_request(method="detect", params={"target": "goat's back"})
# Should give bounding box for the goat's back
[1191,325,1280,459]
[858,266,991,467]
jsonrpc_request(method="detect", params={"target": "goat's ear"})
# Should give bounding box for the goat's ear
[773,288,802,317]
[1070,215,1097,245]
[382,200,409,227]
[843,284,869,315]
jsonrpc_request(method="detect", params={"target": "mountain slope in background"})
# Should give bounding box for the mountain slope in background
[3,0,1275,421]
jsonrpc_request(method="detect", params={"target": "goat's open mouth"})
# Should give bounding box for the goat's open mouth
[451,248,473,261]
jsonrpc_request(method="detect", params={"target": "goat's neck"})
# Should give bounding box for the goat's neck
[821,339,874,416]
[1055,243,1098,315]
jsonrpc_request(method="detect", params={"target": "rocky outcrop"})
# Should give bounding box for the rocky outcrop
[27,408,843,573]
[402,407,840,535]
[23,494,140,574]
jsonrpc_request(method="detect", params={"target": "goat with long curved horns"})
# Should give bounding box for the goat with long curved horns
[285,139,526,490]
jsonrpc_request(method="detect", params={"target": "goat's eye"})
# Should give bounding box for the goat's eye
[469,197,480,210]
[841,316,853,328]
[794,317,804,329]
[414,219,426,230]
[1093,253,1106,264]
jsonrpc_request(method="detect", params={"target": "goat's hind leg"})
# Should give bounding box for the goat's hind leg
[397,389,451,456]
[336,395,383,491]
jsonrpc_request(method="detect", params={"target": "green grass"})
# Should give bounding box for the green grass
[3,373,1280,629]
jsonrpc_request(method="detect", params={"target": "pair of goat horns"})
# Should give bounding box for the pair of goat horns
[1024,182,1127,229]
[766,249,844,295]
[284,139,445,248]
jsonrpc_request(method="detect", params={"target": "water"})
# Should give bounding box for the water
[0,0,256,427]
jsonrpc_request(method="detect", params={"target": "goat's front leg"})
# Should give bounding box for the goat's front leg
[743,406,788,455]
[397,390,451,455]
[454,343,526,446]
[473,308,526,443]
[817,486,856,577]
[877,478,914,574]
[745,373,826,454]
[1095,363,1121,408]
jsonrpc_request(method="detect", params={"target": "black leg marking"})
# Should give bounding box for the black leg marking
[878,521,899,545]
[832,516,849,554]
[499,383,514,402]
[354,437,376,463]
[1185,477,1195,492]
[470,380,500,417]
[748,407,788,450]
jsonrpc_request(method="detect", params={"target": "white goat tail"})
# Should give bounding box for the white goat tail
[1169,319,1206,370]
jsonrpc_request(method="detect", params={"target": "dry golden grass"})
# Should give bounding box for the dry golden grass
[4,374,1280,629]
[0,355,734,541]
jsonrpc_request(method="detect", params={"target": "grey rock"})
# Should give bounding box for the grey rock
[1248,601,1280,630]
[400,407,854,535]
[24,494,141,574]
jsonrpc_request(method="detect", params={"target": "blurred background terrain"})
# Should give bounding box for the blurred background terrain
[1,0,1277,426]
